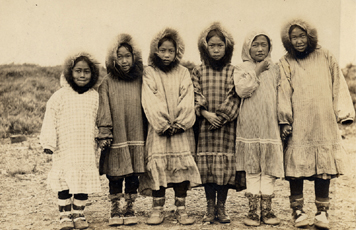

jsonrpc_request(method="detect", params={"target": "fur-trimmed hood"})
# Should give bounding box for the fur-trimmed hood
[198,22,234,70]
[62,51,100,93]
[281,18,319,59]
[148,27,185,71]
[106,33,143,80]
[241,30,272,62]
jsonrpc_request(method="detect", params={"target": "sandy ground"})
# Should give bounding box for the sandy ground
[1,129,355,230]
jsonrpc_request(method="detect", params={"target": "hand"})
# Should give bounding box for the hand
[201,110,222,127]
[98,139,112,149]
[281,125,292,141]
[255,60,270,76]
[171,124,184,136]
[44,149,53,155]
[162,126,174,136]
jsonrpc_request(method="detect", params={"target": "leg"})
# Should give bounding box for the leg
[216,185,230,223]
[72,193,89,229]
[123,176,139,225]
[260,174,280,225]
[146,187,165,225]
[314,178,330,229]
[58,190,74,230]
[289,179,308,228]
[244,173,261,226]
[173,181,195,225]
[203,183,216,222]
[106,175,124,226]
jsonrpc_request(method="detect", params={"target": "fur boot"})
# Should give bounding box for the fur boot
[72,199,89,229]
[314,200,330,229]
[290,197,309,228]
[108,193,123,226]
[174,197,195,225]
[123,193,138,225]
[243,193,261,226]
[58,198,74,230]
[260,194,280,225]
[146,197,165,225]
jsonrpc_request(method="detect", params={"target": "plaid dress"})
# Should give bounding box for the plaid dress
[192,63,239,186]
[40,80,101,194]
[139,65,202,195]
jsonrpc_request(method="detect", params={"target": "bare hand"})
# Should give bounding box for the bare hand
[98,139,112,149]
[281,125,292,141]
[201,110,222,127]
[255,60,270,76]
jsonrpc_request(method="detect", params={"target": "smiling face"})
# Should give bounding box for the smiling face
[117,46,133,73]
[207,35,226,61]
[72,60,91,87]
[290,26,308,53]
[157,40,176,66]
[250,35,269,62]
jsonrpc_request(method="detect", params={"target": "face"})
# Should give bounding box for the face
[290,26,308,53]
[72,60,91,87]
[157,40,176,65]
[207,36,226,60]
[117,46,133,73]
[250,35,269,62]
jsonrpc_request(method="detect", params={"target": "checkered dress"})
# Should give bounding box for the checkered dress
[139,65,202,195]
[192,63,239,186]
[40,86,101,194]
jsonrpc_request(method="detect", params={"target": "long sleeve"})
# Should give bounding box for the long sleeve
[215,68,239,122]
[96,76,113,140]
[142,67,171,135]
[233,65,259,98]
[173,68,196,130]
[277,58,294,125]
[191,67,208,116]
[40,93,58,151]
[328,52,355,124]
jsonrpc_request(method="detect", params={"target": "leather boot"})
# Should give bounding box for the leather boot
[261,194,280,225]
[243,193,260,226]
[123,193,138,225]
[216,186,230,223]
[314,200,330,229]
[146,197,165,225]
[174,197,195,225]
[202,198,215,222]
[108,193,123,226]
[58,198,74,230]
[290,197,309,228]
[72,199,89,229]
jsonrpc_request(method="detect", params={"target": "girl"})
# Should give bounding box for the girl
[279,18,354,229]
[139,28,201,225]
[234,31,284,226]
[40,52,101,230]
[192,22,239,223]
[97,34,145,226]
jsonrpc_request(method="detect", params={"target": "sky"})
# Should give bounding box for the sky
[0,0,355,67]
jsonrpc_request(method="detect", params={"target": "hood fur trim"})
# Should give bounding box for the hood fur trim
[241,31,272,62]
[63,51,100,94]
[198,22,234,70]
[148,27,185,67]
[281,18,318,59]
[106,33,143,80]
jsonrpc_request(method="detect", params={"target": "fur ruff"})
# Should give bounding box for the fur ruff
[281,18,318,60]
[63,51,100,94]
[106,33,143,81]
[148,27,185,72]
[198,22,234,70]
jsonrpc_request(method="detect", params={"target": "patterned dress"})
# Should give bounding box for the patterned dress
[138,65,202,195]
[40,77,101,194]
[192,63,239,186]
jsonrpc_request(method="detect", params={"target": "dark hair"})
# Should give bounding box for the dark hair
[65,56,99,94]
[252,35,271,52]
[158,36,177,51]
[288,25,317,59]
[206,29,226,43]
[117,43,134,56]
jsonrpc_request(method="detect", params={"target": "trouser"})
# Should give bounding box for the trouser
[289,178,330,202]
[58,190,88,200]
[152,181,189,198]
[106,175,139,195]
[246,172,276,195]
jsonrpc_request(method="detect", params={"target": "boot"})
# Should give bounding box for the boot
[202,198,215,223]
[261,194,280,225]
[174,197,195,225]
[58,198,74,230]
[146,197,165,225]
[72,199,89,229]
[290,197,309,228]
[243,193,260,226]
[216,187,230,223]
[108,193,124,226]
[123,193,138,225]
[314,200,330,229]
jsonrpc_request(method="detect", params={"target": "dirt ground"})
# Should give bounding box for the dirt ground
[1,127,356,230]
